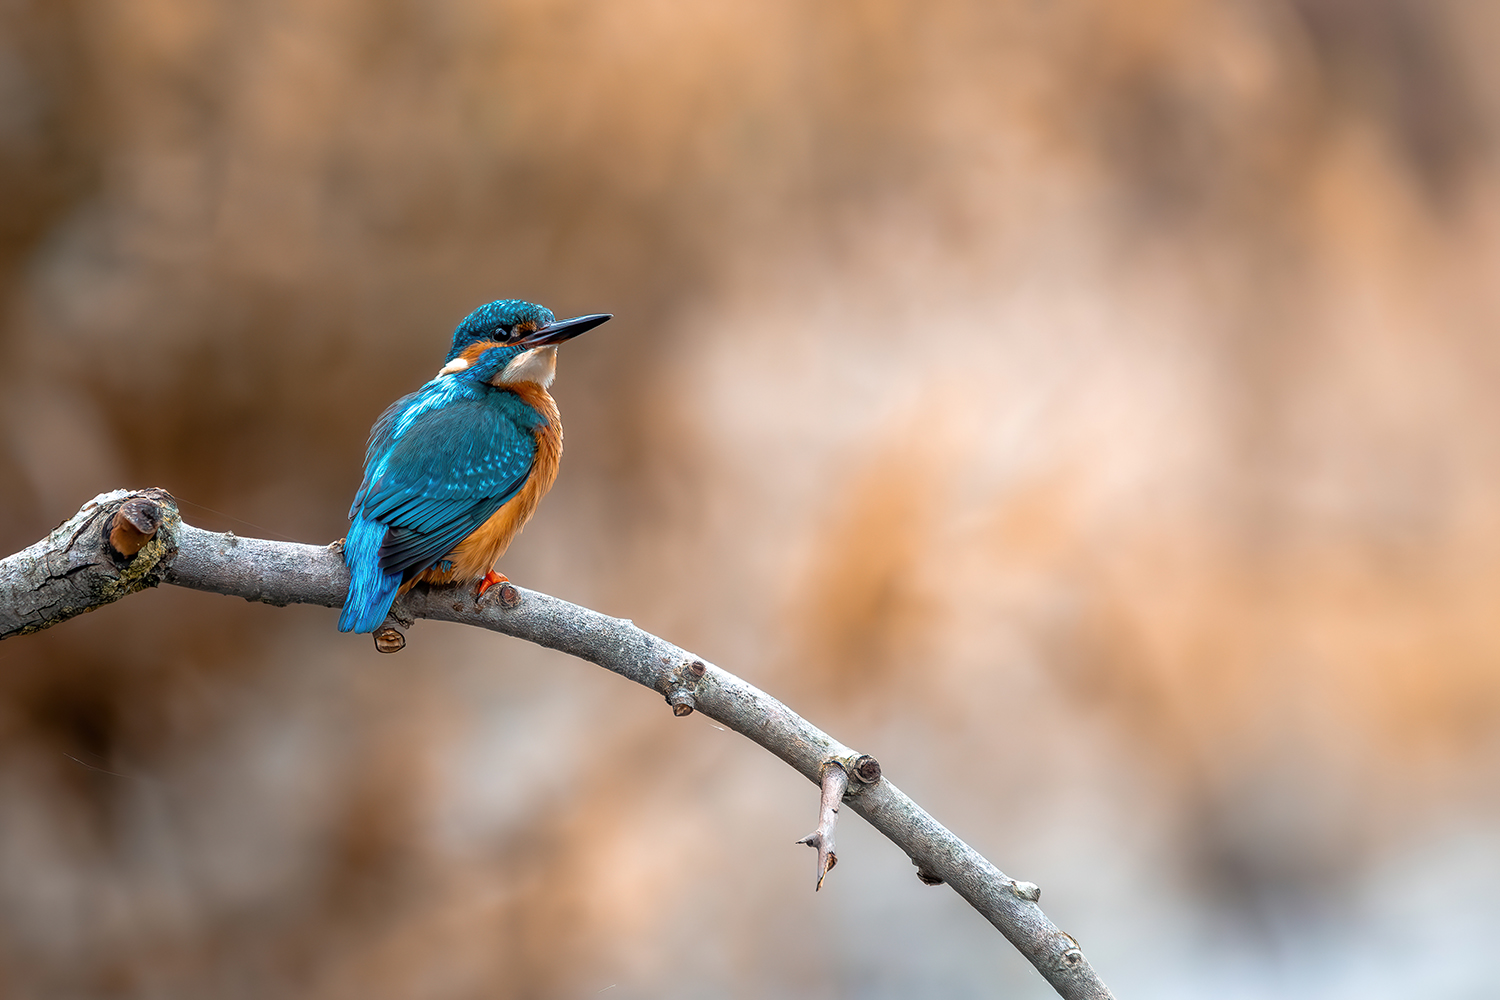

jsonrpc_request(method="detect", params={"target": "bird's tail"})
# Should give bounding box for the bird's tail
[339,515,403,633]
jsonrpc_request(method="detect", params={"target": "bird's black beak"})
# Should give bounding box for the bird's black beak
[522,313,612,346]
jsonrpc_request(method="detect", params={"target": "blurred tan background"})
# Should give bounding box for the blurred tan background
[3,0,1500,996]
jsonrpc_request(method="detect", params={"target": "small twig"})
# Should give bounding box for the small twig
[0,490,1116,1000]
[798,762,849,890]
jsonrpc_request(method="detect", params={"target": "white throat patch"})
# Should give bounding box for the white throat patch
[496,346,558,388]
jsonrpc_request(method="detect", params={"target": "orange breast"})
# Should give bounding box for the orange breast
[406,383,562,590]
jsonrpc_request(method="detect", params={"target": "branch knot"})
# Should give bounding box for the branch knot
[661,657,709,717]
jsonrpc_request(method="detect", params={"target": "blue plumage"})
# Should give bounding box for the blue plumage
[338,346,542,633]
[340,513,402,633]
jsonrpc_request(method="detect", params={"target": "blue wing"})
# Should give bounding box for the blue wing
[363,397,539,573]
[339,383,541,632]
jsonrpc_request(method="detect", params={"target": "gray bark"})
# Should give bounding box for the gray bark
[1,489,1115,1000]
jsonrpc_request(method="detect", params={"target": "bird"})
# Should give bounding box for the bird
[338,299,611,634]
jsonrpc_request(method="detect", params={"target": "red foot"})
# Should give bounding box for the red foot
[476,570,509,598]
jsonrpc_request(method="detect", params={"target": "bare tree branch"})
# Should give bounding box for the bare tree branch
[0,490,1115,1000]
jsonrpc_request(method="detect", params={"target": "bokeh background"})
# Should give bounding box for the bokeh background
[3,1,1500,996]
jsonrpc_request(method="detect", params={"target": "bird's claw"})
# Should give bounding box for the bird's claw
[476,570,509,599]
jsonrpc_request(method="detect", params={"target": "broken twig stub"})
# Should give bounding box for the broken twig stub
[0,489,179,640]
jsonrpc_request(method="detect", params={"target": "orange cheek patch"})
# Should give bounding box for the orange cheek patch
[460,340,505,363]
[437,340,507,377]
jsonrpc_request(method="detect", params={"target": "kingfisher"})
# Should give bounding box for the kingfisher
[338,299,611,634]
